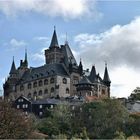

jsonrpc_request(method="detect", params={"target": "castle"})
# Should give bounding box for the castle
[3,28,111,101]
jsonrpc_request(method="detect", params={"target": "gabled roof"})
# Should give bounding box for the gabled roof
[9,59,17,74]
[49,29,59,48]
[18,63,70,84]
[61,43,77,67]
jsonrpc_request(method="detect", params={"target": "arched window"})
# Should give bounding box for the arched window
[38,80,43,87]
[39,90,42,96]
[28,83,32,89]
[44,89,48,94]
[20,85,24,91]
[33,91,37,97]
[63,78,67,84]
[33,81,37,88]
[27,93,31,98]
[50,77,54,84]
[66,88,69,94]
[44,79,48,85]
[51,87,54,93]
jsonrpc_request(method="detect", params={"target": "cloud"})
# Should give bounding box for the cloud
[0,0,101,20]
[75,17,140,69]
[74,17,140,97]
[4,38,27,51]
[31,48,46,65]
[10,38,27,48]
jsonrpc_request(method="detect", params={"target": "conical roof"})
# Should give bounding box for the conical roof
[89,65,96,82]
[103,64,111,83]
[49,28,59,48]
[24,49,28,67]
[9,58,17,74]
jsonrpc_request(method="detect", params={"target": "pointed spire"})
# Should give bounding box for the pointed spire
[9,56,17,74]
[103,62,111,86]
[49,26,59,48]
[23,48,28,67]
[65,32,69,45]
[25,48,27,61]
[78,58,83,76]
[89,65,96,82]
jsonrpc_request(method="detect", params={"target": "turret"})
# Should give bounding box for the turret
[49,26,59,48]
[78,58,83,76]
[103,63,111,87]
[89,65,96,83]
[24,49,28,68]
[9,57,17,75]
[103,62,111,97]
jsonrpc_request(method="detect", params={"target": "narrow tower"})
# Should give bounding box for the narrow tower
[103,62,111,97]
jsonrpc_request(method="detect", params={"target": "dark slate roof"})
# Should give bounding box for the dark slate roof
[103,66,111,83]
[78,76,93,85]
[9,59,17,74]
[15,95,31,103]
[88,65,96,83]
[61,43,77,67]
[18,63,69,84]
[49,29,59,48]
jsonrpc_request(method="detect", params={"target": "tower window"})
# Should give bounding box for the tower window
[63,78,67,84]
[38,80,43,86]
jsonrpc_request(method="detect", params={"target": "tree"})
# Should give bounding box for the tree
[38,103,72,138]
[72,99,129,139]
[0,100,33,139]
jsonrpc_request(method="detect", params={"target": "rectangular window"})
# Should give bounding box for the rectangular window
[22,104,25,108]
[51,105,53,109]
[40,105,42,109]
[39,112,43,116]
[17,105,19,109]
[25,104,28,108]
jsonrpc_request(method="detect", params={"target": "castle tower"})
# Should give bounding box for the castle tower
[103,62,111,97]
[45,27,63,64]
[3,57,18,99]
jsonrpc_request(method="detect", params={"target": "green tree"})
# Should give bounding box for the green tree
[72,99,129,139]
[38,103,72,138]
[0,100,33,139]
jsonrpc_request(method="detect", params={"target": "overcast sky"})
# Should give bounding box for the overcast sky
[1,0,140,97]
